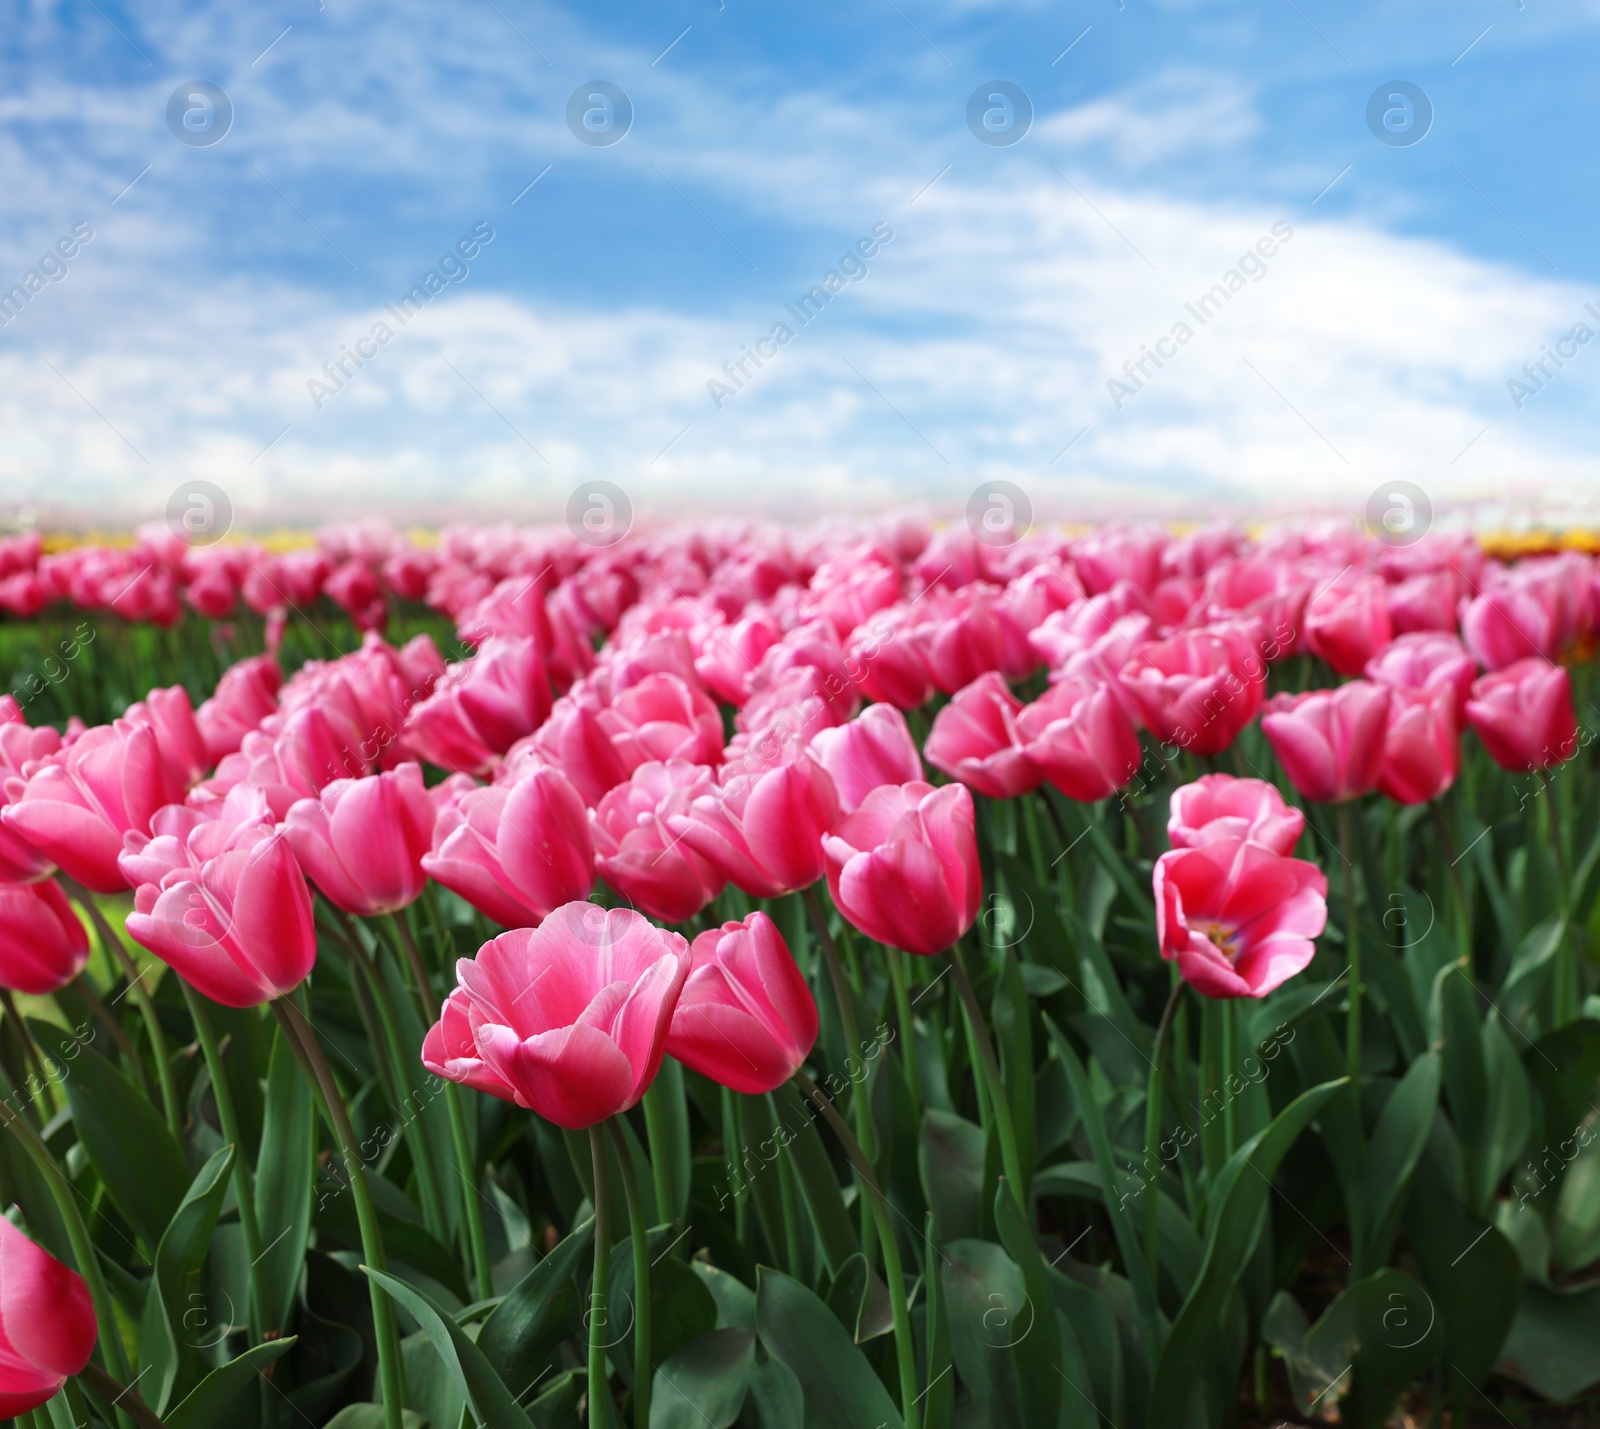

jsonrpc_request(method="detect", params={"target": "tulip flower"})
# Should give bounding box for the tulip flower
[597,672,725,770]
[1460,584,1556,670]
[1376,688,1459,805]
[422,766,596,927]
[0,880,89,994]
[924,673,1040,799]
[1168,774,1304,856]
[2,721,186,892]
[667,912,818,1094]
[668,756,838,898]
[590,761,726,924]
[195,653,283,761]
[1465,658,1578,772]
[122,814,317,1007]
[847,611,937,710]
[806,703,924,813]
[422,901,690,1129]
[822,780,981,956]
[1363,631,1477,717]
[284,763,436,916]
[0,714,63,884]
[1154,837,1328,998]
[1304,575,1392,676]
[0,1217,97,1417]
[404,635,554,777]
[694,612,781,706]
[122,685,209,788]
[1016,675,1142,802]
[1121,628,1265,756]
[1260,681,1391,803]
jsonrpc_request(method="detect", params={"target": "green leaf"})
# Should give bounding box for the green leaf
[1148,1078,1342,1429]
[924,1214,953,1429]
[991,950,1035,1201]
[1499,917,1565,1027]
[138,1145,237,1414]
[1043,1016,1160,1354]
[919,1110,985,1245]
[1401,1132,1522,1387]
[478,1216,593,1398]
[1359,1052,1441,1274]
[1551,1128,1600,1275]
[992,1182,1070,1429]
[164,1337,297,1429]
[754,1268,903,1429]
[1526,1018,1600,1159]
[1047,1266,1125,1428]
[363,1265,534,1429]
[321,1407,425,1429]
[1498,1281,1600,1401]
[610,1238,717,1389]
[1475,1015,1532,1218]
[32,1017,189,1252]
[642,1059,692,1229]
[649,1327,754,1429]
[256,1020,315,1335]
[1289,1270,1442,1429]
[942,1238,1036,1427]
[769,1080,859,1275]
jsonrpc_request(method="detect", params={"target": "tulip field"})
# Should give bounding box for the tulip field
[1,514,1599,1429]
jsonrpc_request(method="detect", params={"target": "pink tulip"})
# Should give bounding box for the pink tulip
[1016,675,1142,802]
[1199,556,1309,658]
[1363,631,1477,717]
[1385,570,1459,635]
[822,781,981,956]
[0,1216,97,1417]
[2,721,186,892]
[1168,774,1304,856]
[590,761,726,924]
[848,611,937,710]
[0,880,89,994]
[1260,682,1391,803]
[1121,628,1265,756]
[924,673,1040,799]
[694,613,781,706]
[1460,585,1557,670]
[1304,574,1392,676]
[122,685,209,788]
[404,636,553,777]
[1465,658,1578,772]
[195,654,283,761]
[284,764,436,916]
[422,902,690,1128]
[597,672,725,770]
[123,816,317,1007]
[1376,688,1459,805]
[921,590,1010,693]
[667,912,818,1094]
[422,767,596,927]
[806,704,925,813]
[0,714,63,884]
[668,756,838,898]
[1155,837,1327,998]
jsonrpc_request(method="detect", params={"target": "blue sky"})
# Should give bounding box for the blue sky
[3,0,1598,529]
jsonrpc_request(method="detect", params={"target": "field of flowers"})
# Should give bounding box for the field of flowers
[0,513,1595,1429]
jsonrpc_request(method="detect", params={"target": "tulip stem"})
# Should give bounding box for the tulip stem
[946,944,1026,1210]
[801,886,879,1256]
[1336,803,1364,1147]
[76,1362,168,1429]
[181,984,268,1342]
[607,1119,652,1429]
[887,952,921,1108]
[794,1070,921,1429]
[587,1124,612,1429]
[389,912,493,1300]
[271,997,407,1429]
[1143,973,1183,1268]
[68,972,143,1083]
[66,884,182,1139]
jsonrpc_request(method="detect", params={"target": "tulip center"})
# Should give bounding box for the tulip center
[1204,922,1241,961]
